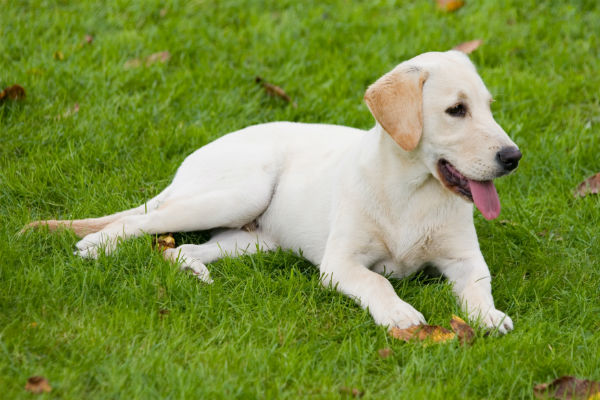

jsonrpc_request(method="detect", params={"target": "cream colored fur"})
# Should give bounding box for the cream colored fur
[26,51,519,333]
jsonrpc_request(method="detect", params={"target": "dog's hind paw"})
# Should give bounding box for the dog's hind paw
[163,248,213,284]
[75,232,115,259]
[75,246,99,259]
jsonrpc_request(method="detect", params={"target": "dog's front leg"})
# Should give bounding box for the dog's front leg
[437,253,513,333]
[320,248,426,329]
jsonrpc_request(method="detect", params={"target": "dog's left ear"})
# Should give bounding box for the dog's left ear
[364,67,428,151]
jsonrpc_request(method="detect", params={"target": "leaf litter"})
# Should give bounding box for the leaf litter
[390,324,455,343]
[450,315,475,345]
[25,376,52,394]
[389,315,476,345]
[437,0,465,12]
[339,386,364,398]
[124,51,171,69]
[153,233,176,251]
[377,348,392,358]
[574,173,600,197]
[534,376,600,399]
[0,84,26,102]
[255,76,297,107]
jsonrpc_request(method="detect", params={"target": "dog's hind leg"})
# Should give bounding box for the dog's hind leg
[162,229,277,283]
[75,176,275,258]
[22,187,173,237]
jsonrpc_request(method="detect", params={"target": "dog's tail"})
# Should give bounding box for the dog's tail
[22,186,173,237]
[21,203,150,237]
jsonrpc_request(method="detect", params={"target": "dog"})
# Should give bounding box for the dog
[26,50,521,333]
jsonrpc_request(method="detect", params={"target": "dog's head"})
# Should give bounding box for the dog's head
[364,50,521,220]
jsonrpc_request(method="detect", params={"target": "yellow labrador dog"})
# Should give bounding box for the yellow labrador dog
[27,50,521,333]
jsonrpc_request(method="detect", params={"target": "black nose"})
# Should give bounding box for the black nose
[496,147,522,171]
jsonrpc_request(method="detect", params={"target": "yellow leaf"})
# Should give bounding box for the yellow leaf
[437,0,465,12]
[390,324,455,344]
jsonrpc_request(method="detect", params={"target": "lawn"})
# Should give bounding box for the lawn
[1,0,600,398]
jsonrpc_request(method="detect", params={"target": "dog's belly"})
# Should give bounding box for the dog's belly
[371,258,426,278]
[256,151,347,264]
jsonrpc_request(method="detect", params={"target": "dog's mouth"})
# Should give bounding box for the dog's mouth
[437,159,501,220]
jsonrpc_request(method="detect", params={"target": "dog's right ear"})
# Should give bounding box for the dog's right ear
[364,67,428,151]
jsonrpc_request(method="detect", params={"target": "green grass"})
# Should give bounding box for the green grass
[2,0,600,398]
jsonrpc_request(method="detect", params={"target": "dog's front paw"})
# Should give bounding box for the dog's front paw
[475,308,513,334]
[370,298,426,329]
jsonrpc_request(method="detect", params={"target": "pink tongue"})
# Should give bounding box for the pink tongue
[468,180,501,220]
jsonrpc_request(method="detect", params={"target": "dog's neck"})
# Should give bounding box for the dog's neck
[358,124,433,195]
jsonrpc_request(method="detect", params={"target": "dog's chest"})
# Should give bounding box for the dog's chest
[374,219,443,276]
[370,188,462,277]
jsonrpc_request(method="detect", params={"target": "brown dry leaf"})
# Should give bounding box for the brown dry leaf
[154,233,176,251]
[574,173,600,197]
[450,315,475,345]
[158,309,170,319]
[377,348,392,358]
[53,50,64,60]
[534,376,600,399]
[146,51,171,65]
[25,376,52,394]
[339,386,365,398]
[453,39,483,54]
[277,324,285,346]
[0,84,26,102]
[390,324,455,343]
[255,76,297,107]
[124,58,142,69]
[437,0,465,12]
[124,51,171,69]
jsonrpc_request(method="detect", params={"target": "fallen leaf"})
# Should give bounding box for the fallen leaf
[85,34,94,44]
[574,173,600,197]
[277,324,285,346]
[339,386,364,398]
[124,51,171,69]
[450,315,475,345]
[255,76,297,107]
[146,51,171,65]
[57,103,79,119]
[377,348,392,358]
[453,39,483,54]
[437,0,465,12]
[153,233,176,251]
[53,50,64,60]
[25,376,52,394]
[534,376,600,399]
[390,324,455,343]
[0,84,26,102]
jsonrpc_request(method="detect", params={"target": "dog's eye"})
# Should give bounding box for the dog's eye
[445,103,467,117]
